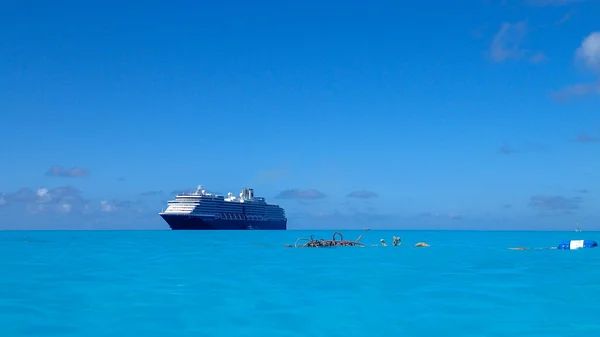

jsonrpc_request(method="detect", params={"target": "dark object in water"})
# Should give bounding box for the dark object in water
[293,232,365,248]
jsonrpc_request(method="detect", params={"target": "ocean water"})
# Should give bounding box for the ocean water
[1,230,599,337]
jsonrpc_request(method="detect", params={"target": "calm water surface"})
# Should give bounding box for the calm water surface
[0,230,599,336]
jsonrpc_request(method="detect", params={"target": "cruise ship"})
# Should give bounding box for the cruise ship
[159,185,287,230]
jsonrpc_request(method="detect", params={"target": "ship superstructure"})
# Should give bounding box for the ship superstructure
[159,185,287,230]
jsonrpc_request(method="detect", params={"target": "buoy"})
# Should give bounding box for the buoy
[557,240,598,250]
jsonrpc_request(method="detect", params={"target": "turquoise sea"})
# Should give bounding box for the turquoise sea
[1,229,599,336]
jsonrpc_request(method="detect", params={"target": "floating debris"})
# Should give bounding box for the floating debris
[292,232,366,248]
[508,239,598,251]
[288,233,429,248]
[374,236,401,247]
[557,239,597,250]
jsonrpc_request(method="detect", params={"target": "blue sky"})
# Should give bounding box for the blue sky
[1,0,599,230]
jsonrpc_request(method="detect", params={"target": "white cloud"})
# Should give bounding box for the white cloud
[575,32,600,72]
[0,186,89,213]
[36,188,48,197]
[100,200,114,212]
[490,22,528,62]
[99,199,133,212]
[553,82,600,100]
[553,31,600,100]
[489,21,545,63]
[36,188,51,203]
[60,204,72,213]
[45,165,89,178]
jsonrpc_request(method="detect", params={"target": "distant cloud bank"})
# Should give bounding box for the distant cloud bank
[275,189,327,200]
[347,189,378,199]
[529,195,583,211]
[45,165,89,178]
